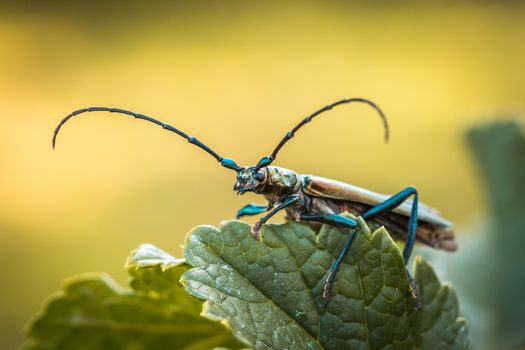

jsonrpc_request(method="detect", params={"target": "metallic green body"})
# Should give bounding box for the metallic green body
[241,166,456,252]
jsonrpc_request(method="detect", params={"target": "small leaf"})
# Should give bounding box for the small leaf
[182,218,469,350]
[412,257,469,350]
[127,243,186,271]
[24,244,245,350]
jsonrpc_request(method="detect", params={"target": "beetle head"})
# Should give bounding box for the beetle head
[234,167,266,195]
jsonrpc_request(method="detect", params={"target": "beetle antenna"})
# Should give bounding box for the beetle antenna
[52,107,241,171]
[254,98,389,170]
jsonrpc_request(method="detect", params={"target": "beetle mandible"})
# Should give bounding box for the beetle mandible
[52,98,457,308]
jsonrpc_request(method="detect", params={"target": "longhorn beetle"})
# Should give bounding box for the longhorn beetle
[52,98,457,308]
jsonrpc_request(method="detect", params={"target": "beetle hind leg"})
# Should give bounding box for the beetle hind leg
[362,186,421,309]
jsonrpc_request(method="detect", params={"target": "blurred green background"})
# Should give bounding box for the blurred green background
[1,1,524,348]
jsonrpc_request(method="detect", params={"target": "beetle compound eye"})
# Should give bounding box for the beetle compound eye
[254,173,264,181]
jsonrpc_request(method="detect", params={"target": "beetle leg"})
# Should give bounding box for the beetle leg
[300,213,357,307]
[252,195,300,239]
[236,204,270,219]
[362,186,421,309]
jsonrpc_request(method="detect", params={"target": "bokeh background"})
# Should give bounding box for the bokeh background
[1,1,524,348]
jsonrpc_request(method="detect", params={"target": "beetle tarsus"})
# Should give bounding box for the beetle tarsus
[322,269,337,307]
[249,195,300,240]
[407,270,422,310]
[251,221,262,240]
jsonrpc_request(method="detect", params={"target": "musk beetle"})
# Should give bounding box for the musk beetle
[53,98,456,308]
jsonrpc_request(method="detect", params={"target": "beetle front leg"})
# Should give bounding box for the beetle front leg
[300,213,357,307]
[251,195,300,239]
[362,186,421,309]
[236,203,270,219]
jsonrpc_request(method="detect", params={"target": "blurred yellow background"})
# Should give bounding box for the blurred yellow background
[1,1,524,348]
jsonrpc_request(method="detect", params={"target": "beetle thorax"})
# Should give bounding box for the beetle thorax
[260,166,301,198]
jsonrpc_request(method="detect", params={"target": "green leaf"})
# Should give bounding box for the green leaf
[412,257,469,350]
[181,217,469,350]
[467,121,525,349]
[23,244,246,350]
